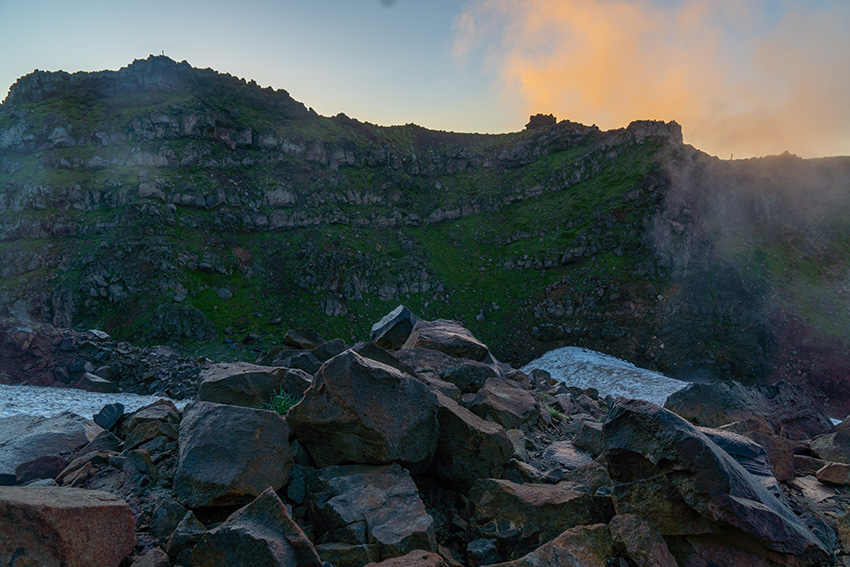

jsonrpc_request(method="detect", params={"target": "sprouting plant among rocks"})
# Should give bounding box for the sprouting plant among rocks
[259,388,301,415]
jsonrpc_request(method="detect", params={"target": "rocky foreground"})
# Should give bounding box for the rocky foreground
[2,307,850,566]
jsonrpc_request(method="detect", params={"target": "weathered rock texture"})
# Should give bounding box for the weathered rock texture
[174,401,292,508]
[0,486,136,567]
[287,351,439,470]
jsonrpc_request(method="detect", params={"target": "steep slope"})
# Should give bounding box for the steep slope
[1,56,849,413]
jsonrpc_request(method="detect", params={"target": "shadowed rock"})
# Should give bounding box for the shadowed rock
[485,524,614,567]
[198,362,311,408]
[0,412,103,485]
[470,479,613,547]
[191,487,322,567]
[288,351,438,470]
[603,398,830,565]
[174,401,292,508]
[308,464,436,559]
[664,381,833,440]
[468,378,541,430]
[432,392,513,486]
[370,305,421,350]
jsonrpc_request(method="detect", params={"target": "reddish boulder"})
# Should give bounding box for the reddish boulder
[0,486,135,567]
[402,319,489,361]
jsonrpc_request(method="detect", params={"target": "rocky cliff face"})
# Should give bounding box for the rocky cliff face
[1,56,849,413]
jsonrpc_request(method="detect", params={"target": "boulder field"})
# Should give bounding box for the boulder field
[2,307,850,566]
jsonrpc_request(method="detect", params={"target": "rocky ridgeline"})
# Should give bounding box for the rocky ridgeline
[2,306,850,566]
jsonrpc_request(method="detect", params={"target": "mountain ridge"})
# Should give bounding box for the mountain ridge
[2,56,849,414]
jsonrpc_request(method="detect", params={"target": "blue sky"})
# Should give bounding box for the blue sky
[1,0,848,158]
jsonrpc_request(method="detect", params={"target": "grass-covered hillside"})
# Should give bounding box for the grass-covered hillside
[2,56,850,413]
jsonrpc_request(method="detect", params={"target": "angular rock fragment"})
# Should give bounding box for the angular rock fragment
[198,361,311,408]
[119,399,180,450]
[468,378,541,430]
[432,392,513,486]
[603,399,830,565]
[485,524,614,567]
[288,351,438,470]
[192,487,322,567]
[308,463,436,559]
[0,412,102,485]
[174,401,292,508]
[470,478,613,546]
[402,319,489,361]
[664,381,833,439]
[370,305,421,350]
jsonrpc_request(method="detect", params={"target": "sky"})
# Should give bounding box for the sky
[0,0,848,159]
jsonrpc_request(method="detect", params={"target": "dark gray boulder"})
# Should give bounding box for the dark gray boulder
[395,347,498,394]
[308,463,436,559]
[198,362,311,408]
[402,319,489,361]
[288,351,438,470]
[468,378,541,430]
[603,398,831,565]
[0,412,103,485]
[432,392,513,486]
[370,305,421,350]
[664,381,833,440]
[191,487,322,567]
[174,401,292,508]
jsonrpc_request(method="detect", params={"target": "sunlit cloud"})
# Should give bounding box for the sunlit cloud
[454,0,850,158]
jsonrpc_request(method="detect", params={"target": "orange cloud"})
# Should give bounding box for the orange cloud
[455,0,850,158]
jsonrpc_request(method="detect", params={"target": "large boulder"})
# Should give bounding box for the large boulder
[401,319,489,361]
[198,362,312,408]
[395,347,498,394]
[192,487,322,567]
[698,426,784,495]
[283,328,326,350]
[603,398,831,566]
[470,479,613,547]
[468,378,541,430]
[174,401,292,508]
[288,351,439,470]
[308,464,436,559]
[664,381,833,440]
[0,486,135,567]
[486,524,614,567]
[118,399,180,450]
[370,305,421,350]
[811,418,850,464]
[432,392,513,486]
[609,514,677,567]
[0,412,103,485]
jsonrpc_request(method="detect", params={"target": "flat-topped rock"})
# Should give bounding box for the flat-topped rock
[402,319,489,361]
[0,486,136,567]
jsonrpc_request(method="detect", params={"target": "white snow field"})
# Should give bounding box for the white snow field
[521,346,689,406]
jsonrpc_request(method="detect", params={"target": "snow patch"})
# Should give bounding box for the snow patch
[0,383,190,420]
[521,346,689,406]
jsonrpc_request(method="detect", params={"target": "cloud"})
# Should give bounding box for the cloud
[454,0,850,158]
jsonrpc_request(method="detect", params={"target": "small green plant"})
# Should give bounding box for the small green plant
[545,405,566,421]
[259,388,301,415]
